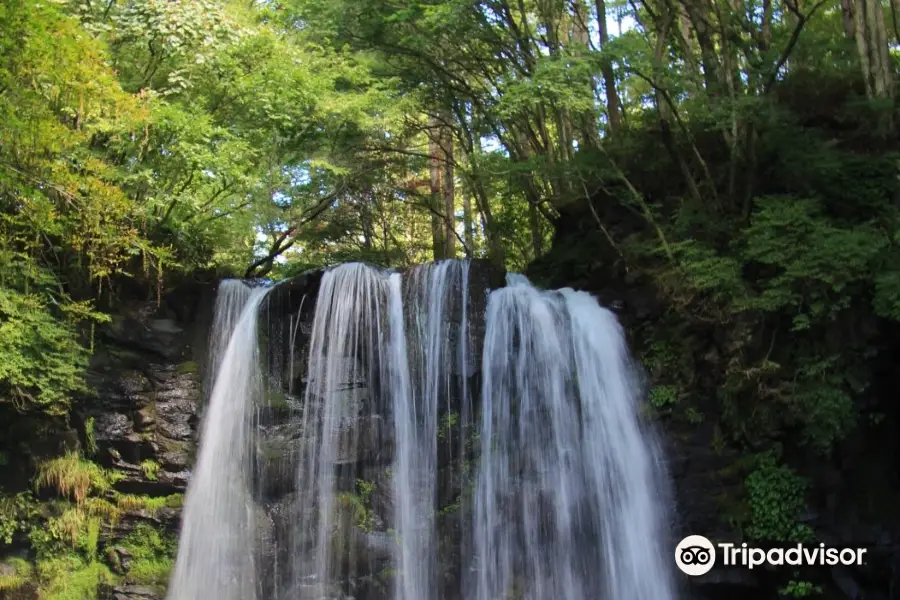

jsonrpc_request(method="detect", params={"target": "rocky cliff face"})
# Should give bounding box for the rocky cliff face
[82,291,211,600]
[0,282,219,600]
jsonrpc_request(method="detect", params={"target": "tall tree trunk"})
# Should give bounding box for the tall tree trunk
[841,0,856,38]
[853,0,894,111]
[428,115,450,260]
[529,201,542,259]
[595,0,622,133]
[474,187,505,269]
[462,188,474,257]
[569,0,602,147]
[682,0,724,95]
[890,0,900,44]
[442,117,457,258]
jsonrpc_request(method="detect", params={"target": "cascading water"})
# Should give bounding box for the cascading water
[471,273,676,600]
[167,282,269,600]
[290,263,392,598]
[170,260,676,600]
[393,260,471,600]
[205,280,253,388]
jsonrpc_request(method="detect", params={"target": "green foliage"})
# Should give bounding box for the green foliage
[115,493,183,515]
[0,491,40,545]
[438,411,459,441]
[116,523,176,587]
[35,555,113,600]
[788,355,857,452]
[84,417,97,456]
[140,460,161,482]
[639,329,694,416]
[35,452,119,504]
[780,579,824,597]
[744,453,812,543]
[29,507,105,555]
[648,385,679,408]
[0,557,32,592]
[736,196,887,329]
[337,479,377,533]
[0,284,90,416]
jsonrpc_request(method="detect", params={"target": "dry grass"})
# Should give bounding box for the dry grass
[35,452,112,504]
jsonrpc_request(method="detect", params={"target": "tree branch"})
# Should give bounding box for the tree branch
[763,0,829,92]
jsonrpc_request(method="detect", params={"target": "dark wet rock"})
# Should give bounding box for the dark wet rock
[134,406,156,431]
[85,311,202,501]
[255,424,302,500]
[335,415,392,466]
[106,547,133,574]
[104,584,164,600]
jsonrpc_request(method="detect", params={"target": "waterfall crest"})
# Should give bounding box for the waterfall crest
[171,261,676,600]
[206,280,253,387]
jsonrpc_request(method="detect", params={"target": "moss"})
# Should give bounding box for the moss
[115,493,183,515]
[106,347,146,364]
[36,556,113,600]
[125,557,173,587]
[117,524,176,588]
[336,479,376,533]
[0,557,32,592]
[436,495,461,519]
[84,417,97,456]
[258,438,290,462]
[438,411,459,441]
[262,389,292,414]
[140,460,160,481]
[176,361,199,375]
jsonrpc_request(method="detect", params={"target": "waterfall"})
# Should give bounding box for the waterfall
[167,283,269,600]
[171,261,676,600]
[472,275,676,600]
[205,280,253,390]
[290,263,392,598]
[393,260,471,600]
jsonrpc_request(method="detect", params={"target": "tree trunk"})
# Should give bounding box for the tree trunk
[428,115,450,260]
[462,188,475,257]
[475,188,505,270]
[595,0,622,133]
[854,0,894,108]
[529,201,542,259]
[442,118,457,258]
[841,0,856,38]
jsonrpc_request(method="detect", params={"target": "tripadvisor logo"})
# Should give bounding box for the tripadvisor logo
[675,535,868,576]
[675,535,717,576]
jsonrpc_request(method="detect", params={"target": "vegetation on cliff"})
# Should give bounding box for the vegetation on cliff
[3,0,900,596]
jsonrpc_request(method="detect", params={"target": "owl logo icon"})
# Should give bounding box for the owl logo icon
[675,535,716,576]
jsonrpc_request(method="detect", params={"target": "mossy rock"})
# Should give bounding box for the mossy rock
[0,556,33,597]
[175,361,199,375]
[114,523,176,589]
